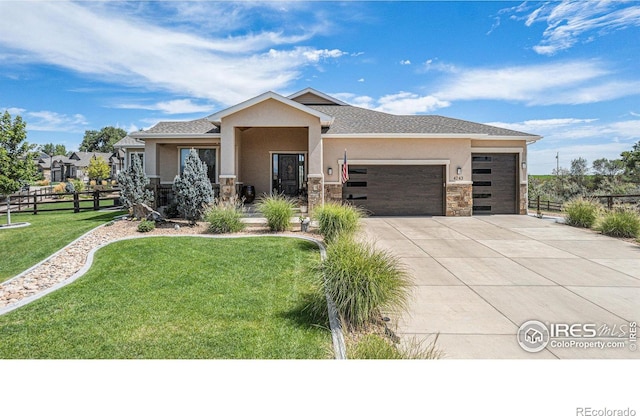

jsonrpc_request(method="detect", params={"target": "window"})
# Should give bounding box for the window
[472,168,491,174]
[180,148,216,182]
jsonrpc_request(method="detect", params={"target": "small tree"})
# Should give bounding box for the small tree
[173,148,213,225]
[87,156,110,182]
[0,111,37,225]
[117,153,153,218]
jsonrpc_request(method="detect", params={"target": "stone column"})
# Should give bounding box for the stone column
[219,175,236,201]
[307,174,324,213]
[446,182,472,216]
[324,183,343,203]
[519,183,528,214]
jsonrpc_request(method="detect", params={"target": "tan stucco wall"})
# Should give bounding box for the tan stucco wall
[323,138,472,183]
[220,98,323,178]
[238,127,308,195]
[144,138,220,183]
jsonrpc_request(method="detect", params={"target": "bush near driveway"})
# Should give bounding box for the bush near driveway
[563,197,601,228]
[206,198,246,234]
[314,236,411,331]
[595,208,640,238]
[313,202,363,243]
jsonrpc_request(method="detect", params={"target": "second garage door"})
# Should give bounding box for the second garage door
[343,164,445,216]
[472,153,518,214]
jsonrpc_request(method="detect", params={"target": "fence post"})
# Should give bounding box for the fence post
[74,192,80,213]
[93,190,100,211]
[607,196,613,210]
[33,194,37,215]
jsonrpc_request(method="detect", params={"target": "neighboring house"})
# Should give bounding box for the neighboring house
[113,135,145,174]
[129,88,541,216]
[37,152,117,182]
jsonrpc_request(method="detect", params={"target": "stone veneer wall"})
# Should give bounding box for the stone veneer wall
[220,176,236,201]
[446,183,472,216]
[324,183,343,203]
[307,176,323,213]
[519,183,528,214]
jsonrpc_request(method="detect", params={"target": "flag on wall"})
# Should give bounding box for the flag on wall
[341,150,349,184]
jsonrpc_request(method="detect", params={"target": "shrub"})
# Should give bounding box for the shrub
[346,333,442,359]
[315,236,411,330]
[206,198,246,234]
[563,198,601,228]
[314,202,363,243]
[595,208,640,238]
[71,179,85,193]
[117,154,154,219]
[36,179,50,186]
[257,193,295,232]
[137,219,155,233]
[172,149,213,225]
[64,181,75,193]
[53,183,66,194]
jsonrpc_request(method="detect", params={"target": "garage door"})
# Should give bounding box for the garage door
[472,153,518,214]
[343,165,445,216]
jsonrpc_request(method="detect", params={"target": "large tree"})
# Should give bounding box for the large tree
[39,143,67,157]
[79,126,127,153]
[0,111,37,225]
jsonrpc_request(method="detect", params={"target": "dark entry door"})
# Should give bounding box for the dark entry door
[278,154,300,196]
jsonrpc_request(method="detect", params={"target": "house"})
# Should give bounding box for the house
[126,88,541,216]
[38,152,117,182]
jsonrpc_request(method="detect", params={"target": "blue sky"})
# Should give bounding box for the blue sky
[1,1,639,174]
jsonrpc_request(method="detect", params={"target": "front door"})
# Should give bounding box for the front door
[277,154,300,196]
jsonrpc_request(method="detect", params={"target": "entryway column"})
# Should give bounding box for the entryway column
[307,174,323,213]
[220,125,237,200]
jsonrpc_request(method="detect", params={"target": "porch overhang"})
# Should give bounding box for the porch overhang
[206,91,334,127]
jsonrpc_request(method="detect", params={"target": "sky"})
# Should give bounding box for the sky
[1,0,639,174]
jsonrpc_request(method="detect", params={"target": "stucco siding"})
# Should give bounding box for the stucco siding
[239,127,308,195]
[323,137,472,183]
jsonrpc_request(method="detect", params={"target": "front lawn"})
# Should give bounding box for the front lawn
[0,237,331,359]
[0,209,125,282]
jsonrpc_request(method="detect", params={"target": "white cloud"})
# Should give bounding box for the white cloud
[491,117,640,173]
[115,99,213,115]
[333,91,450,115]
[0,2,348,106]
[507,0,640,55]
[21,110,89,133]
[357,78,365,83]
[427,60,640,106]
[400,60,411,65]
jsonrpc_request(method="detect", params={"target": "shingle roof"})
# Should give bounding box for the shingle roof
[114,135,144,148]
[137,118,219,135]
[307,105,537,137]
[133,96,538,138]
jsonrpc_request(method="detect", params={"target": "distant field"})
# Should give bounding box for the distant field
[529,175,555,181]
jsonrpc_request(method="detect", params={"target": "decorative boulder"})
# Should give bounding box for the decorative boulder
[133,203,164,222]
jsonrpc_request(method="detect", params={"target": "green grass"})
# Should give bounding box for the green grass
[0,237,331,359]
[0,209,125,282]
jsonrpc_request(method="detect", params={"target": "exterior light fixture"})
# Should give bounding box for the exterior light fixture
[327,167,333,175]
[456,167,462,175]
[522,162,527,169]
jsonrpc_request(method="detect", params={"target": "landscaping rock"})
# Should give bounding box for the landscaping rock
[133,203,164,222]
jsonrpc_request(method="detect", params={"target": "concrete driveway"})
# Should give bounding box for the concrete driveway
[358,215,640,359]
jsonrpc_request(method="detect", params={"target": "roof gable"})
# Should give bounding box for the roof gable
[288,88,347,106]
[206,91,334,126]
